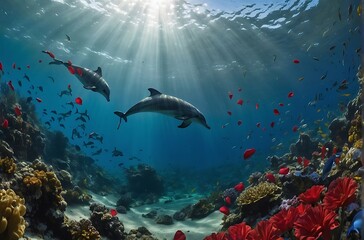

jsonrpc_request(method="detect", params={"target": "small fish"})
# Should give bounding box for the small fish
[341,93,351,97]
[0,62,3,74]
[348,4,353,16]
[24,74,30,81]
[38,86,43,92]
[7,81,14,91]
[219,206,229,215]
[51,110,57,115]
[228,91,233,100]
[48,76,55,82]
[12,63,16,69]
[338,8,342,21]
[255,103,259,109]
[312,57,320,61]
[18,81,22,87]
[293,59,300,64]
[237,120,242,126]
[237,99,243,105]
[243,148,256,160]
[110,209,117,217]
[36,98,42,103]
[234,182,244,192]
[66,34,71,41]
[292,125,299,132]
[45,121,51,127]
[256,122,261,128]
[298,77,304,81]
[270,121,275,128]
[76,116,86,122]
[14,105,22,116]
[273,54,277,62]
[273,109,280,115]
[60,124,65,129]
[329,45,336,51]
[173,230,186,240]
[2,119,9,129]
[288,91,294,98]
[266,173,275,183]
[75,97,83,105]
[279,167,289,175]
[320,72,328,80]
[112,148,123,157]
[92,149,102,156]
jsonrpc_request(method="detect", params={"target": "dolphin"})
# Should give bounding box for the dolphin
[49,58,110,101]
[114,88,210,129]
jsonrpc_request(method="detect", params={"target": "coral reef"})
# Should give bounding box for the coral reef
[0,156,16,174]
[66,218,101,240]
[289,133,318,159]
[62,186,92,205]
[329,117,349,147]
[0,189,26,240]
[89,203,126,239]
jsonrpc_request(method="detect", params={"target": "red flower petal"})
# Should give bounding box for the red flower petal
[298,185,325,204]
[270,207,298,234]
[323,177,358,210]
[228,222,253,239]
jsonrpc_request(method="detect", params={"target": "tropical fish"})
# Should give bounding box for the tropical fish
[112,148,123,157]
[114,88,210,130]
[243,148,256,160]
[346,210,363,237]
[110,209,117,217]
[219,206,229,215]
[293,59,300,64]
[279,167,289,175]
[321,152,341,180]
[75,97,83,105]
[237,99,243,105]
[174,230,186,240]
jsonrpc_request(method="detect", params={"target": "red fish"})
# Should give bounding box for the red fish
[256,122,261,128]
[321,145,326,160]
[75,97,83,105]
[173,230,186,240]
[2,119,9,129]
[237,120,242,126]
[279,103,284,106]
[76,68,83,76]
[0,62,3,73]
[332,147,337,155]
[255,103,259,109]
[42,50,55,59]
[14,105,22,116]
[219,206,229,215]
[12,63,16,69]
[68,66,76,75]
[225,196,231,205]
[303,158,310,168]
[227,111,232,116]
[68,84,71,90]
[293,59,300,64]
[237,99,243,105]
[288,92,294,98]
[26,65,30,69]
[266,173,275,183]
[297,156,303,165]
[243,148,256,160]
[228,91,233,99]
[110,209,117,217]
[270,121,275,128]
[234,182,245,192]
[36,98,42,103]
[279,167,289,175]
[292,125,299,132]
[7,81,14,91]
[273,109,280,115]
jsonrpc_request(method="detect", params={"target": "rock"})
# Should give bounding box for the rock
[155,215,173,225]
[0,140,14,157]
[116,205,127,214]
[328,117,349,146]
[142,210,157,219]
[173,211,186,221]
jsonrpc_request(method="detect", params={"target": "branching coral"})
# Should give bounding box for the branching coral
[0,189,26,240]
[0,157,16,174]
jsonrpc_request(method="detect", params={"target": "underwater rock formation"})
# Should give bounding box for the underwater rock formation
[0,189,26,240]
[65,218,101,240]
[45,131,68,160]
[289,133,318,159]
[329,117,349,147]
[155,214,173,225]
[124,164,164,205]
[89,203,126,240]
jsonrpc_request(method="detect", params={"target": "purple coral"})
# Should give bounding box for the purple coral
[279,195,299,210]
[222,187,239,202]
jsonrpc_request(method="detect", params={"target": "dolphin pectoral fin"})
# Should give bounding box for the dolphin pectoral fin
[94,67,102,76]
[84,86,97,91]
[175,116,189,120]
[178,119,192,128]
[148,88,162,97]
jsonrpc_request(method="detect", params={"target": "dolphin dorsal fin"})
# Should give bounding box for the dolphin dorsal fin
[94,67,102,76]
[148,88,162,97]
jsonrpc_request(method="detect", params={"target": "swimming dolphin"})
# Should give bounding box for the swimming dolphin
[114,88,210,129]
[49,58,110,101]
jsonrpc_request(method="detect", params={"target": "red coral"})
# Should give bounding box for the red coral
[247,220,282,240]
[269,207,298,234]
[323,177,358,210]
[204,232,229,240]
[298,185,325,204]
[228,222,253,239]
[294,205,339,240]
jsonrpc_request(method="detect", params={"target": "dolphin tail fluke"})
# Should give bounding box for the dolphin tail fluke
[114,111,127,129]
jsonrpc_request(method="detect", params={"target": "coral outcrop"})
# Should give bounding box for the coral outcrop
[0,189,26,240]
[0,157,16,174]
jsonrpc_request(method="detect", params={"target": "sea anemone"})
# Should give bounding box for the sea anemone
[323,177,358,211]
[227,222,253,239]
[269,207,298,234]
[247,220,281,240]
[294,205,339,240]
[298,185,325,204]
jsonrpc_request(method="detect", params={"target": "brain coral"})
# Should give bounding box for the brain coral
[0,189,26,240]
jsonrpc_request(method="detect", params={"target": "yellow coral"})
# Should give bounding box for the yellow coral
[68,219,101,240]
[237,182,281,207]
[0,157,16,174]
[348,113,362,144]
[0,189,26,240]
[353,139,363,149]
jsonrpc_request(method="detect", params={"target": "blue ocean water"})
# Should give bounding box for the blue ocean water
[0,0,361,189]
